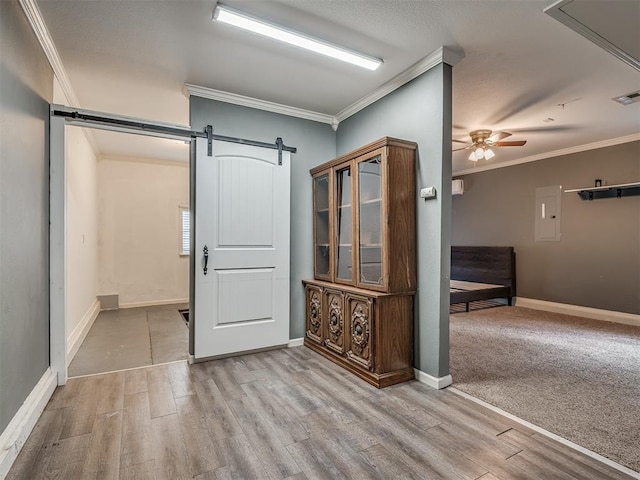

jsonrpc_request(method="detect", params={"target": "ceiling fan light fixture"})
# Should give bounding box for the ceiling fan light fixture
[456,129,527,160]
[213,5,382,71]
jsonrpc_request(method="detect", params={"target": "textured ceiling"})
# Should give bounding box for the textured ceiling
[36,0,640,172]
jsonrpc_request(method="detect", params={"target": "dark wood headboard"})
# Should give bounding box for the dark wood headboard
[451,246,516,295]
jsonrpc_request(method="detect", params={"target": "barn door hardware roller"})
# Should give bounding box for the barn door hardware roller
[200,126,296,163]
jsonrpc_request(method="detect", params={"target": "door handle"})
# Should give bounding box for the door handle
[203,245,209,275]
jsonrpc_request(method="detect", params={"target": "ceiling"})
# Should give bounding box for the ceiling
[36,0,640,173]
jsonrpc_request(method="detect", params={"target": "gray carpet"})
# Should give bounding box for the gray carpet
[450,306,640,473]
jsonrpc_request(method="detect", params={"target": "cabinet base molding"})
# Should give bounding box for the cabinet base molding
[304,338,414,388]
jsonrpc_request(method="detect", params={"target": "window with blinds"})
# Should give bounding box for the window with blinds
[180,206,190,256]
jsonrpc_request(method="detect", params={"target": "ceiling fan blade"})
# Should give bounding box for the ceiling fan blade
[488,131,512,142]
[453,146,471,152]
[495,140,527,147]
[452,139,469,144]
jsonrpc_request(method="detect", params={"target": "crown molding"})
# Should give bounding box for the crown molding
[19,0,79,106]
[453,132,640,176]
[334,46,464,124]
[19,0,100,157]
[21,2,461,154]
[185,46,463,132]
[184,83,337,128]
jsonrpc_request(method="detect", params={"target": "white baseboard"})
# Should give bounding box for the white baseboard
[414,369,452,390]
[448,387,640,479]
[0,368,57,479]
[515,297,640,327]
[119,298,189,309]
[66,299,100,366]
[287,338,304,347]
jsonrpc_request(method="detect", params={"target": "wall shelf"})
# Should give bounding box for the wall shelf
[564,181,640,200]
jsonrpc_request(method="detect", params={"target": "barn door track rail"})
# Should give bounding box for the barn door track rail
[52,106,297,163]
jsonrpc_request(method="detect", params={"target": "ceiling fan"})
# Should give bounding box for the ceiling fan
[453,129,527,161]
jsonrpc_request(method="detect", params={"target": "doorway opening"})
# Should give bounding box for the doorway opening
[50,105,296,384]
[63,127,191,377]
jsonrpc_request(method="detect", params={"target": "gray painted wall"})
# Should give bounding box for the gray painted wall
[190,63,454,379]
[0,1,53,433]
[452,141,640,315]
[189,99,336,339]
[337,65,453,377]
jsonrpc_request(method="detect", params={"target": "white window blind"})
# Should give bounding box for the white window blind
[180,206,190,255]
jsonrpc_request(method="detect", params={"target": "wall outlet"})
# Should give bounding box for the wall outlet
[420,186,437,199]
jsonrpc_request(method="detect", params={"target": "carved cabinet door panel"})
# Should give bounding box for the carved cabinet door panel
[324,289,345,354]
[346,294,374,370]
[305,285,324,344]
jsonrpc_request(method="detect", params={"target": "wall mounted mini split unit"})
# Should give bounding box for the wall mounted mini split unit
[452,179,464,195]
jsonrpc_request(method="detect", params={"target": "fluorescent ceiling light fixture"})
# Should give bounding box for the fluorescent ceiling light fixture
[213,5,382,71]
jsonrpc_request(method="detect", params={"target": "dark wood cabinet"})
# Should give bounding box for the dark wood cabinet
[345,294,373,370]
[303,280,415,388]
[324,288,345,355]
[304,137,417,388]
[305,284,323,345]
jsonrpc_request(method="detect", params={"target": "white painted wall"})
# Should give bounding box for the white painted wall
[53,77,100,351]
[98,156,189,306]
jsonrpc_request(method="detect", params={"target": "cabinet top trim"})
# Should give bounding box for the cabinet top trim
[310,137,417,175]
[303,279,415,298]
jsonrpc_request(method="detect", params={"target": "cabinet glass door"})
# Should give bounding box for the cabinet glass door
[358,155,383,286]
[313,173,331,279]
[335,166,354,283]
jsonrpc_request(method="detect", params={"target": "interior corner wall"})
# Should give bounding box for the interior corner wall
[0,0,53,433]
[452,141,640,315]
[98,157,190,306]
[336,64,453,378]
[189,98,337,339]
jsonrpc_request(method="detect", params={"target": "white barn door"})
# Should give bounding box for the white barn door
[193,137,290,359]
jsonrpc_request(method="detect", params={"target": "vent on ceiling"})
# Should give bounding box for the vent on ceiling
[612,91,640,106]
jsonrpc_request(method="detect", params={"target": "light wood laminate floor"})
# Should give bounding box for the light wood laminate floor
[8,346,634,480]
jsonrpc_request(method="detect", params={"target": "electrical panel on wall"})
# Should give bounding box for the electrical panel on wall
[535,185,562,242]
